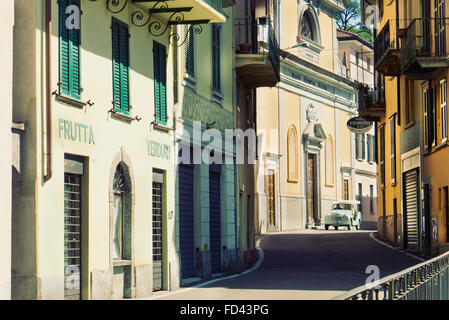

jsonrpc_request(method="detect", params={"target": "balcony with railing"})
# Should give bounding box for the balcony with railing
[374,20,404,76]
[357,84,386,121]
[234,18,280,89]
[401,18,449,80]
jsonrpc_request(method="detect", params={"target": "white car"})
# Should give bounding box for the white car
[324,200,361,230]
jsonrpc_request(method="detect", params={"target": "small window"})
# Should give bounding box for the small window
[441,79,448,141]
[390,115,396,185]
[111,18,130,115]
[184,25,195,78]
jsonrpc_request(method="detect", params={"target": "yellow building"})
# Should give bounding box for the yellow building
[11,0,224,299]
[362,0,449,256]
[251,0,360,232]
[0,0,14,300]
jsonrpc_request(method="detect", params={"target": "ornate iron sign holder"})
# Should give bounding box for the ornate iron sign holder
[91,0,210,47]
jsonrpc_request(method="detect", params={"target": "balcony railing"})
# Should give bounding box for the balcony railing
[401,18,449,78]
[357,84,385,121]
[374,20,404,76]
[234,17,281,86]
[335,250,449,300]
[203,0,222,13]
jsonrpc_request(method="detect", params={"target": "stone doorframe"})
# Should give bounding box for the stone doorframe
[302,118,326,228]
[108,146,136,298]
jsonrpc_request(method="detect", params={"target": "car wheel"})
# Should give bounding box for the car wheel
[334,226,338,230]
[347,224,351,231]
[325,225,329,230]
[356,221,361,230]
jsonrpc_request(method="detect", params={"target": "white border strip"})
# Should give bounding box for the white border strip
[369,232,425,262]
[141,235,269,300]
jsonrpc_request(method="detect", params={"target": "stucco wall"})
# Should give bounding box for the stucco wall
[0,0,14,300]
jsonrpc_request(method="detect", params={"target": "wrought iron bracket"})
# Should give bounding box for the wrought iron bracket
[131,1,208,47]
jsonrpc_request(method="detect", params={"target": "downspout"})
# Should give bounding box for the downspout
[44,0,53,182]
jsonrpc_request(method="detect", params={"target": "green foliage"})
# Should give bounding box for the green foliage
[336,0,374,45]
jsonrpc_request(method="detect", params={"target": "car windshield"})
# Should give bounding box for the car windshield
[332,204,352,210]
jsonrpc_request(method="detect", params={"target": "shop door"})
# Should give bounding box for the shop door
[152,171,164,291]
[209,165,222,274]
[308,154,317,224]
[404,169,419,251]
[266,170,276,228]
[64,173,82,300]
[179,164,195,279]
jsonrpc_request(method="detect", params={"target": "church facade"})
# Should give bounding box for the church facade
[255,0,359,232]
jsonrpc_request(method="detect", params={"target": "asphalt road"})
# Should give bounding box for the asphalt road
[153,230,423,300]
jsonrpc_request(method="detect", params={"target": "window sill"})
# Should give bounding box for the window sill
[152,122,173,132]
[109,109,141,123]
[435,140,448,151]
[54,92,86,109]
[211,89,224,106]
[113,259,132,267]
[183,74,197,92]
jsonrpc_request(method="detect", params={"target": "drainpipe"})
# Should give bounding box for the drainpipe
[44,0,53,182]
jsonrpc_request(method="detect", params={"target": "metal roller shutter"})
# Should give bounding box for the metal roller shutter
[64,173,82,300]
[209,166,222,274]
[404,170,419,251]
[179,164,195,279]
[152,172,164,291]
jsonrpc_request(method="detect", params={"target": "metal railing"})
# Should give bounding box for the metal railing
[358,85,385,112]
[336,250,449,300]
[203,0,222,13]
[234,17,280,80]
[402,18,449,71]
[374,20,400,67]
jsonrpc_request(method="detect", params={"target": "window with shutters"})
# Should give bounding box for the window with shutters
[370,185,374,214]
[183,25,197,91]
[380,125,385,189]
[111,18,130,115]
[432,85,438,147]
[361,133,366,160]
[355,133,360,160]
[153,41,167,126]
[367,134,372,163]
[211,24,223,105]
[441,79,448,142]
[390,115,396,185]
[59,0,81,100]
[424,88,429,151]
[404,79,415,126]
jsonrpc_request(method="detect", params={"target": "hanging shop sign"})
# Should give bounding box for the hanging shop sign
[346,117,374,134]
[58,119,95,145]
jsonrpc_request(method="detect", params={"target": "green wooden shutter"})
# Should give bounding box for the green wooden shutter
[184,26,194,76]
[154,41,167,125]
[119,25,130,115]
[212,24,221,92]
[111,19,129,115]
[362,133,366,160]
[355,134,360,159]
[59,0,81,99]
[59,0,71,96]
[70,0,81,99]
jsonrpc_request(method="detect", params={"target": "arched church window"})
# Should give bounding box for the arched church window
[301,10,315,41]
